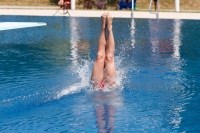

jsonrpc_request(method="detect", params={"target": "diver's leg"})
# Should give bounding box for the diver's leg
[104,13,116,81]
[91,12,107,84]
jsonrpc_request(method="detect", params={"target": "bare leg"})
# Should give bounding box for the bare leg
[91,12,107,85]
[154,2,156,11]
[154,1,158,11]
[104,13,116,85]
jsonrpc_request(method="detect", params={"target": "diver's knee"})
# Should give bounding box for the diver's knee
[106,53,114,62]
[96,52,104,60]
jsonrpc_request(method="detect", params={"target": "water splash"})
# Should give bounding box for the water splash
[55,56,127,99]
[55,60,91,99]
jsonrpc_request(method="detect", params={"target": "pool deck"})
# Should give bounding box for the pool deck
[0,6,200,20]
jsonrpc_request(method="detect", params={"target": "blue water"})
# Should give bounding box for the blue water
[0,16,200,132]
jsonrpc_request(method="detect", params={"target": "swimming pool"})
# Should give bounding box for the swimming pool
[0,16,200,132]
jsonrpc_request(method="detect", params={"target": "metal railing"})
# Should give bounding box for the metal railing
[131,0,134,18]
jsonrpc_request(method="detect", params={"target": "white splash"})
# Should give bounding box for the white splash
[55,56,127,99]
[55,60,91,99]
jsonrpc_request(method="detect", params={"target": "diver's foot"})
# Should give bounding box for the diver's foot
[101,12,107,29]
[106,12,113,31]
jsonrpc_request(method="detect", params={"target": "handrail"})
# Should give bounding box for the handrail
[148,0,159,19]
[131,0,134,18]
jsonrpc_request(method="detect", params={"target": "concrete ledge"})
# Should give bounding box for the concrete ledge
[0,6,58,9]
[0,7,200,20]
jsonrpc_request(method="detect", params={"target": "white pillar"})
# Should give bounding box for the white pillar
[175,0,180,12]
[71,0,76,10]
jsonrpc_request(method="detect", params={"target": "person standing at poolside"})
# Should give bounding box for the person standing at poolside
[118,0,127,10]
[91,12,116,89]
[126,0,132,10]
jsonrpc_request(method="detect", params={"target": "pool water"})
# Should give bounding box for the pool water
[0,16,200,132]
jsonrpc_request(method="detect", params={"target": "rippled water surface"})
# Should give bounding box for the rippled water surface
[0,16,200,132]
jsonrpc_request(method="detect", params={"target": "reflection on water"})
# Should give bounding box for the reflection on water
[172,19,182,58]
[148,18,185,130]
[149,19,159,53]
[70,17,80,66]
[130,18,135,49]
[89,90,123,133]
[149,19,174,56]
[95,104,115,133]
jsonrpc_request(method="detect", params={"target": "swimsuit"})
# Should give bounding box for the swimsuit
[100,80,105,88]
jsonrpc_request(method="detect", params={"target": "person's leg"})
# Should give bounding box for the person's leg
[157,0,160,12]
[104,13,116,85]
[91,13,107,85]
[154,0,158,11]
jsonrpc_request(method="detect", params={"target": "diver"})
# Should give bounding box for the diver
[91,12,117,89]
